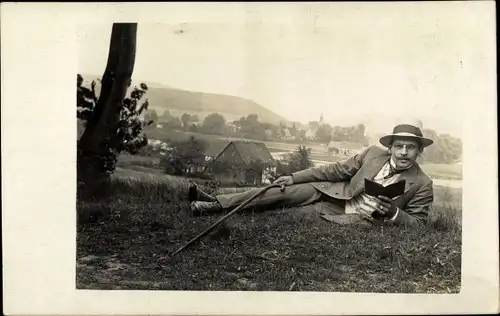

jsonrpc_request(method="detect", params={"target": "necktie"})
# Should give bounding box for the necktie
[383,163,405,180]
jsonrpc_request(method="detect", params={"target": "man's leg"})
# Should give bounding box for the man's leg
[216,183,323,212]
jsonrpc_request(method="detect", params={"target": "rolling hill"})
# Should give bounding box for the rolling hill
[80,74,287,124]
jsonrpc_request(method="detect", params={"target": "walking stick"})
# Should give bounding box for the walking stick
[172,183,284,257]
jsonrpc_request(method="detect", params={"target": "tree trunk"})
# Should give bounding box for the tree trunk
[77,23,137,199]
[79,24,124,141]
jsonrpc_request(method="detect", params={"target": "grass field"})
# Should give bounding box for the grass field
[420,163,463,180]
[76,163,462,293]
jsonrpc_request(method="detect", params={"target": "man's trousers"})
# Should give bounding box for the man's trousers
[216,183,346,214]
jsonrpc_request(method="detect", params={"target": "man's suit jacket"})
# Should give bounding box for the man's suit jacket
[291,145,434,227]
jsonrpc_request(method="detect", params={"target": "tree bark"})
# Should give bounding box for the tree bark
[77,23,137,199]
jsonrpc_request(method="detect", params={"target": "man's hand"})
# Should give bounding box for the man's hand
[273,176,294,186]
[372,195,398,219]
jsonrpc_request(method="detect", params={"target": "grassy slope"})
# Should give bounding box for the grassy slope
[76,168,462,293]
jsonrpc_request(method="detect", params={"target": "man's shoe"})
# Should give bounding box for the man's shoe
[190,201,223,216]
[188,183,217,202]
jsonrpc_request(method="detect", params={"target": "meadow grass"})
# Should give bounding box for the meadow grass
[419,163,462,180]
[76,169,462,293]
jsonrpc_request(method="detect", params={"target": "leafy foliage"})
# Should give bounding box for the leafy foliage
[420,129,462,164]
[315,123,333,143]
[275,145,314,176]
[331,124,369,145]
[77,74,98,121]
[233,114,268,140]
[180,113,199,130]
[77,74,152,174]
[160,136,208,176]
[200,113,226,135]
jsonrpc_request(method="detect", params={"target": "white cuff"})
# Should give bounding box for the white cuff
[386,208,400,222]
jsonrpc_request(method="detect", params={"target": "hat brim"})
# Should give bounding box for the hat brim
[379,133,434,148]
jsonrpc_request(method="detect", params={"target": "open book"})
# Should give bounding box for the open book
[364,178,406,199]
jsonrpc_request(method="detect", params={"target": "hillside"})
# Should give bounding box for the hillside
[80,74,287,124]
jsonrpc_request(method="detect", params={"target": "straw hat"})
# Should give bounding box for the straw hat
[379,119,434,148]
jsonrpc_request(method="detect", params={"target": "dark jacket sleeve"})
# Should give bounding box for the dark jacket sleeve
[390,180,434,227]
[291,146,373,184]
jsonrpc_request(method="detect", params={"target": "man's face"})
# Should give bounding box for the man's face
[389,137,422,170]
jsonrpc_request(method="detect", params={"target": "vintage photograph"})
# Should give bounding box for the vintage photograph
[76,13,463,293]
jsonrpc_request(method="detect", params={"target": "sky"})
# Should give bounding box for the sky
[77,2,494,138]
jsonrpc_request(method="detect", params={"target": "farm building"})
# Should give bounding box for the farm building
[208,140,277,186]
[204,139,232,161]
[327,140,365,156]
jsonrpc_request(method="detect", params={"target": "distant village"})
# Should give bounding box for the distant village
[141,112,375,187]
[146,112,371,158]
[146,110,374,153]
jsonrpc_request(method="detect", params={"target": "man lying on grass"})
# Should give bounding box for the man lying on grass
[189,120,435,227]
